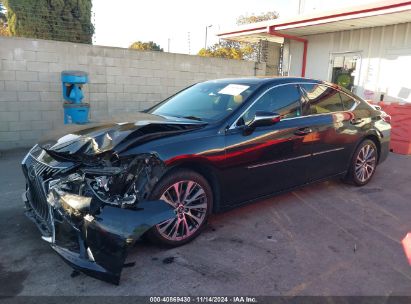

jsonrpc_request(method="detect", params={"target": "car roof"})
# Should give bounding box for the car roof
[203,77,323,86]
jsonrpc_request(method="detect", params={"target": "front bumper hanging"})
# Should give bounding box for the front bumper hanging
[23,191,175,285]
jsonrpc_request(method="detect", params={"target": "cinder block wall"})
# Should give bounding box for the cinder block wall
[0,36,266,150]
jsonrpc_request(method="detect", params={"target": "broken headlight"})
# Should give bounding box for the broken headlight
[48,154,165,210]
[48,188,92,217]
[82,156,150,207]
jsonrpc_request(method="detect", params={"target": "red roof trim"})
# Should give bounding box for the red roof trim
[268,30,307,42]
[217,26,267,37]
[217,1,411,37]
[272,0,411,29]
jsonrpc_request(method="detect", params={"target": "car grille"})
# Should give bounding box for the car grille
[23,153,66,232]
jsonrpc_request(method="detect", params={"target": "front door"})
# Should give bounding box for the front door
[220,84,314,206]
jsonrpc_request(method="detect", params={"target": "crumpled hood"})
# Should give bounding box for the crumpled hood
[39,112,205,160]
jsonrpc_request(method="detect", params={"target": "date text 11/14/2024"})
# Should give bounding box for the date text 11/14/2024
[149,296,258,303]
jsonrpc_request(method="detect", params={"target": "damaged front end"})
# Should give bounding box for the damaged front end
[21,145,175,285]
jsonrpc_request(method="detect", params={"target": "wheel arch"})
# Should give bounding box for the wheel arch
[364,133,382,162]
[161,160,221,214]
[346,132,382,174]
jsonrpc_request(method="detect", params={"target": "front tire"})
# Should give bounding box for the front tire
[345,139,378,186]
[146,169,213,247]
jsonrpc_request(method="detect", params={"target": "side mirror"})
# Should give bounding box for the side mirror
[247,111,281,129]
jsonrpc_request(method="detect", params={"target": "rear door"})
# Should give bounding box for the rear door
[300,84,360,181]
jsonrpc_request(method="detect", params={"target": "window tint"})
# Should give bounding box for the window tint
[300,84,344,114]
[340,92,357,110]
[241,84,302,125]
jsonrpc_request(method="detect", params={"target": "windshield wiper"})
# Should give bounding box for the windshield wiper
[157,113,205,122]
[180,115,203,121]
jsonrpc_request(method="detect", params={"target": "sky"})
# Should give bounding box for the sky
[93,0,379,54]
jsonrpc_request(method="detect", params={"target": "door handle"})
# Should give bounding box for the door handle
[350,118,364,125]
[294,127,313,136]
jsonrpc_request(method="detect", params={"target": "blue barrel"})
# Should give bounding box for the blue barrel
[63,103,90,124]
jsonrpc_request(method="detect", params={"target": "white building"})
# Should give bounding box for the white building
[218,0,411,104]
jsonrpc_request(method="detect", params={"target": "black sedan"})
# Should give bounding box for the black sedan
[21,77,391,284]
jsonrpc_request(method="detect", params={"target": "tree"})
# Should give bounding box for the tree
[129,41,163,52]
[2,0,94,43]
[0,2,6,21]
[0,1,9,36]
[198,41,254,60]
[236,11,279,25]
[198,11,279,61]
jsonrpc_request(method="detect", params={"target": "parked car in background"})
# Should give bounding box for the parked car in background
[21,77,391,284]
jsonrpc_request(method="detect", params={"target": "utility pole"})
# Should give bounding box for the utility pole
[168,38,170,52]
[187,32,191,54]
[204,24,213,49]
[298,0,305,14]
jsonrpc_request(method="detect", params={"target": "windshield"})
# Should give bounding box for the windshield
[150,81,258,122]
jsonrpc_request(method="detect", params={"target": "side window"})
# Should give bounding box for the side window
[241,84,302,125]
[340,92,357,110]
[299,83,323,115]
[300,84,344,114]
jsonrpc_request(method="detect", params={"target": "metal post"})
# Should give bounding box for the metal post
[205,26,208,49]
[268,28,308,77]
[205,25,212,49]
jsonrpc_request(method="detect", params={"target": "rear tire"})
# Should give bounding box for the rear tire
[146,169,213,247]
[345,139,378,186]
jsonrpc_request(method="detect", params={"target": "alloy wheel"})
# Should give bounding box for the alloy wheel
[156,180,208,241]
[355,144,377,183]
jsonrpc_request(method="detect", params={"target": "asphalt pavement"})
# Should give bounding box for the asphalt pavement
[1,149,411,296]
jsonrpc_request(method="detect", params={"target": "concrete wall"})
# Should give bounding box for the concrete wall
[0,36,266,150]
[264,41,281,76]
[287,22,411,103]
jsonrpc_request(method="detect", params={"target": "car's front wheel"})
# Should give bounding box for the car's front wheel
[346,139,379,186]
[146,169,212,247]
